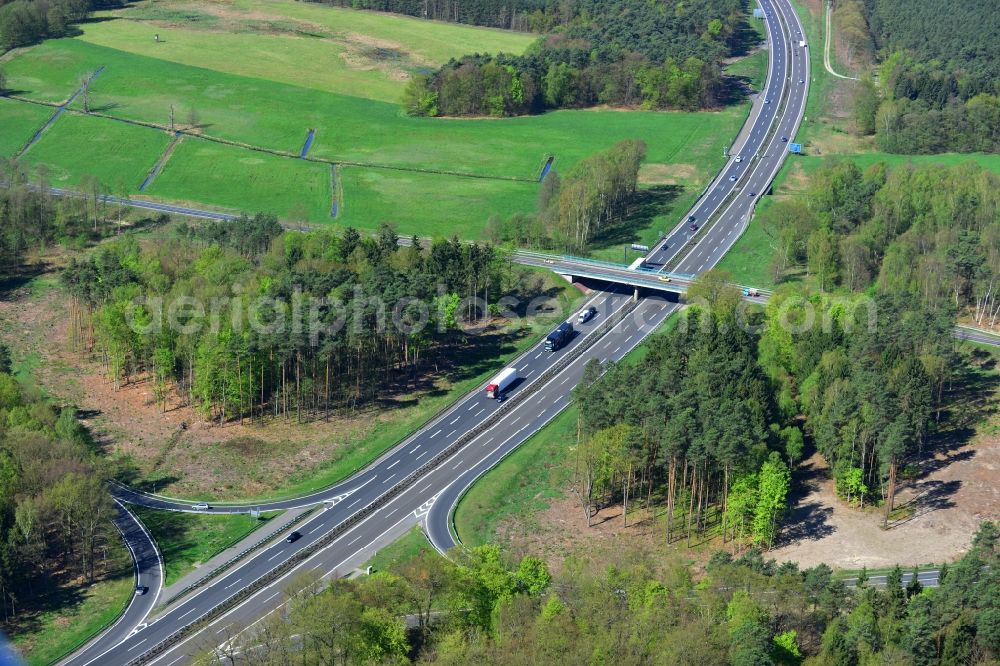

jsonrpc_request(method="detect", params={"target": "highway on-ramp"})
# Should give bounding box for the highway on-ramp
[63,1,810,663]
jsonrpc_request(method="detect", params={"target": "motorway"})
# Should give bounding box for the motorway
[65,1,814,663]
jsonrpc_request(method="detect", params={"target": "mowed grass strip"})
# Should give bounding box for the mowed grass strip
[20,112,172,191]
[132,506,281,586]
[364,526,434,573]
[78,0,535,103]
[0,99,53,157]
[339,166,538,238]
[145,139,332,221]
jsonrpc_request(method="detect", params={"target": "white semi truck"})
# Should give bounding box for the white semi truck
[486,367,518,400]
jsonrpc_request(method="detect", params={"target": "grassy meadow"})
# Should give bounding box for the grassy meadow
[77,0,536,103]
[20,112,172,190]
[146,139,333,220]
[0,99,52,157]
[0,0,752,239]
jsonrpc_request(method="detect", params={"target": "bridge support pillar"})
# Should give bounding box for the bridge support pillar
[633,287,640,302]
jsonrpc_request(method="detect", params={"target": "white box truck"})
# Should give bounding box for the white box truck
[486,367,518,400]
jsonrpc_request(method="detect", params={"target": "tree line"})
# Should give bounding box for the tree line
[485,139,646,253]
[0,0,116,52]
[570,280,796,549]
[760,288,955,523]
[307,0,562,32]
[59,219,528,425]
[567,265,960,545]
[0,347,120,628]
[759,160,1000,328]
[402,0,743,116]
[207,522,1000,664]
[849,0,1000,153]
[0,158,149,269]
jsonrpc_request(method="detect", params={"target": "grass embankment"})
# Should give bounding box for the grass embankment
[9,549,132,666]
[453,323,661,547]
[20,112,172,191]
[454,406,578,547]
[364,526,435,573]
[0,99,53,157]
[133,506,281,586]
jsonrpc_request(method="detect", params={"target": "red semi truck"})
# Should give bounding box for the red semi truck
[486,367,518,400]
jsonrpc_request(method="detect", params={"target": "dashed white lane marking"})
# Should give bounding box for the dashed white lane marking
[447,429,456,438]
[178,607,197,620]
[384,507,397,517]
[223,578,242,590]
[452,460,463,470]
[386,459,399,470]
[128,639,147,651]
[268,551,282,561]
[416,450,428,460]
[409,445,420,454]
[560,376,571,385]
[449,416,460,425]
[347,497,362,509]
[430,429,441,438]
[474,408,485,417]
[348,533,364,545]
[382,474,396,484]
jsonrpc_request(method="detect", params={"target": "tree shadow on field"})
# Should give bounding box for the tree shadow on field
[88,101,122,113]
[589,185,682,251]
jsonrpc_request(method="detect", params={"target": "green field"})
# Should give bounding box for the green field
[1,0,752,241]
[338,167,537,237]
[21,112,172,191]
[132,506,280,585]
[0,99,52,157]
[77,0,536,103]
[5,39,748,182]
[146,139,333,220]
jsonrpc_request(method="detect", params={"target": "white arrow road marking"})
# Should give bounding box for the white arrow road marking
[413,491,444,520]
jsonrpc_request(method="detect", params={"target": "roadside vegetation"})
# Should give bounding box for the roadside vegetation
[0,348,132,664]
[132,507,280,586]
[211,520,1000,665]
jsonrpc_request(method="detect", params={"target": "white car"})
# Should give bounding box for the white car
[192,502,210,511]
[734,155,743,163]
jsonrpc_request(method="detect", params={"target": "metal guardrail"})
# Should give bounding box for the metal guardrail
[155,506,318,609]
[126,297,642,664]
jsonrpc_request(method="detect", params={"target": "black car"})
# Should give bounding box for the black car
[285,531,302,543]
[687,214,696,223]
[781,136,789,143]
[748,191,757,198]
[689,223,699,232]
[577,306,597,324]
[135,585,148,596]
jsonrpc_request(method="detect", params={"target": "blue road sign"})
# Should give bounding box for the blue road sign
[789,143,802,153]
